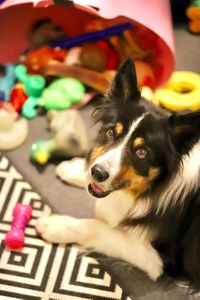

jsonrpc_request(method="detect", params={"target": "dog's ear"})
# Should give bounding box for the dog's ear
[108,58,140,102]
[169,110,200,153]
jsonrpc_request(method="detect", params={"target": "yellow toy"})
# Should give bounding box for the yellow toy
[155,71,200,111]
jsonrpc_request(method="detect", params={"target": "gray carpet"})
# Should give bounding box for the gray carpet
[3,25,200,299]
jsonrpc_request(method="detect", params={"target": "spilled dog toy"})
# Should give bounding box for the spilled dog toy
[5,203,32,250]
[155,71,200,111]
[30,110,88,164]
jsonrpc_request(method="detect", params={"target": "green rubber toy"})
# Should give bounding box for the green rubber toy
[30,140,54,164]
[38,78,85,111]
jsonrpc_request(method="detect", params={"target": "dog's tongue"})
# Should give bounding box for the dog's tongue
[91,182,105,193]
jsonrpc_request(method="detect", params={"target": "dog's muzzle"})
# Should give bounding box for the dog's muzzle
[88,164,111,198]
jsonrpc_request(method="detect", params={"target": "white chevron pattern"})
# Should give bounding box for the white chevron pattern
[0,153,132,300]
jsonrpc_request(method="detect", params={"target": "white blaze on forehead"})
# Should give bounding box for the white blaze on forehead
[90,114,147,184]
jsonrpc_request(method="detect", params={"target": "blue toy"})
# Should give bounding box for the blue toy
[0,64,15,101]
[51,22,133,49]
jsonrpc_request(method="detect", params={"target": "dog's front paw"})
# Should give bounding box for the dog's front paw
[35,215,81,244]
[146,251,163,281]
[56,158,86,188]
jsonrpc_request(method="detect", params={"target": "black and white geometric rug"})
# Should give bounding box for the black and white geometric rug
[0,153,132,300]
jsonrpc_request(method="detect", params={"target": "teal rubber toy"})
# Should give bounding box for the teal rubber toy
[38,78,85,111]
[15,65,27,83]
[0,64,15,101]
[14,65,46,118]
[21,97,38,119]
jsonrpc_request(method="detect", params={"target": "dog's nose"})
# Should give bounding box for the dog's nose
[91,164,109,182]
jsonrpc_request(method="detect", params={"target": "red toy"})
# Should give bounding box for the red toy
[95,40,119,70]
[5,203,32,250]
[21,45,67,74]
[10,83,28,112]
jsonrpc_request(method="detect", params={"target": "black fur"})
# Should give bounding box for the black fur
[91,58,200,291]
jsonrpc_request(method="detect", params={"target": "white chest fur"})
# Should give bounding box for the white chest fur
[94,190,155,243]
[94,190,133,227]
[94,190,151,224]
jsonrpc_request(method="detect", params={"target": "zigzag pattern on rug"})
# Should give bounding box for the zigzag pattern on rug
[0,153,131,300]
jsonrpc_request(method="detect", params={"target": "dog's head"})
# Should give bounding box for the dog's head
[87,58,200,199]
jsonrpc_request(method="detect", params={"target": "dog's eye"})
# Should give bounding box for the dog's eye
[135,148,148,159]
[106,128,114,139]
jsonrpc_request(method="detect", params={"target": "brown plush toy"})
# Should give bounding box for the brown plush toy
[31,18,66,48]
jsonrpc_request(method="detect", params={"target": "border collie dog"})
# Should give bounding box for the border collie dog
[36,59,200,290]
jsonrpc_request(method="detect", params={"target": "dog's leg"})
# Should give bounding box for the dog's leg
[56,158,86,188]
[36,215,163,281]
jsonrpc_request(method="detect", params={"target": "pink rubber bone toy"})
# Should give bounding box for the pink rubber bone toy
[5,203,32,249]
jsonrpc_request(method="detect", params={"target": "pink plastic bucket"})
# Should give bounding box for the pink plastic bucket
[0,0,175,88]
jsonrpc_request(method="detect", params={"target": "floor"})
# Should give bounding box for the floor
[4,26,200,216]
[3,24,200,299]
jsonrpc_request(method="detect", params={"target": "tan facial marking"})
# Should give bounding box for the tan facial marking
[148,167,160,180]
[114,166,160,197]
[133,137,145,148]
[115,122,123,135]
[125,167,150,195]
[114,166,150,197]
[89,145,106,163]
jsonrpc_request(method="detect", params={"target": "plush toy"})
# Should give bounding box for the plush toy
[0,102,28,150]
[31,18,66,48]
[30,110,88,164]
[21,46,67,74]
[80,41,119,72]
